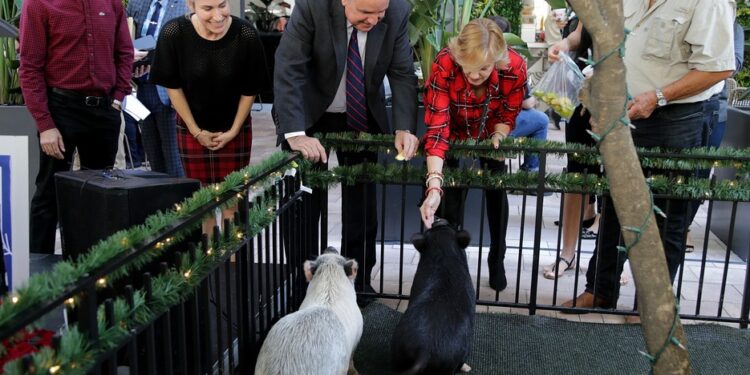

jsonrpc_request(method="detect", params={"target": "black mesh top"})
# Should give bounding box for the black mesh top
[151,15,269,132]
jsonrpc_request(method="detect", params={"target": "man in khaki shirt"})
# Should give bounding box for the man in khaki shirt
[563,0,736,311]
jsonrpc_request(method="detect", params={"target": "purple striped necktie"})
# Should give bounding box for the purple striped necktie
[346,29,368,132]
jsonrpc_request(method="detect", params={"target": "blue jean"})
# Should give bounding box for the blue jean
[585,101,704,302]
[123,114,144,168]
[688,96,720,222]
[137,83,184,177]
[510,108,549,171]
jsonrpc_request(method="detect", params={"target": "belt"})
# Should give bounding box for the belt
[50,88,111,107]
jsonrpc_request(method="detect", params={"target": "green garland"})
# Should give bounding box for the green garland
[0,151,296,334]
[315,132,750,174]
[3,196,279,374]
[3,135,747,370]
[300,161,750,202]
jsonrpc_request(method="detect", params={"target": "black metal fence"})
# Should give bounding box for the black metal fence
[1,144,749,374]
[321,145,750,329]
[0,154,314,374]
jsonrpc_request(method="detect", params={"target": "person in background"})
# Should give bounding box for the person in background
[19,0,133,255]
[511,85,549,173]
[544,7,569,130]
[150,0,269,233]
[545,20,599,280]
[127,0,189,177]
[561,0,735,313]
[272,0,419,306]
[685,20,745,252]
[420,18,527,291]
[489,15,550,174]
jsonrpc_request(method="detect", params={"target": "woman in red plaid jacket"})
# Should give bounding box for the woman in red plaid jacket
[419,18,527,291]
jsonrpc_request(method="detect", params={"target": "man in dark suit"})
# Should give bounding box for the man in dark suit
[126,0,187,177]
[273,0,418,302]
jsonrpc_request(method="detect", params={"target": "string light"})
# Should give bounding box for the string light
[65,298,75,306]
[49,365,61,374]
[10,295,18,304]
[97,278,107,287]
[206,248,213,256]
[183,270,192,279]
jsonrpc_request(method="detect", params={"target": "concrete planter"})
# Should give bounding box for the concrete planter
[710,107,750,261]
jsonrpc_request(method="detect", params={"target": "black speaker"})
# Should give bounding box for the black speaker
[55,169,200,260]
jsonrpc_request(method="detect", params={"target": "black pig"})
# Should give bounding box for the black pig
[391,219,475,374]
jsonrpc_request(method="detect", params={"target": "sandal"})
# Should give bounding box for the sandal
[554,216,596,229]
[543,255,576,280]
[580,228,598,240]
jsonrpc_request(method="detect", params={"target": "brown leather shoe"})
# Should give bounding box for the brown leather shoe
[560,292,613,314]
[624,315,641,324]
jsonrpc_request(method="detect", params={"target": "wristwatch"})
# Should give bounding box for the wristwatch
[655,88,668,107]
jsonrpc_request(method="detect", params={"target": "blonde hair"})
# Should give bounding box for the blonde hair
[448,18,509,71]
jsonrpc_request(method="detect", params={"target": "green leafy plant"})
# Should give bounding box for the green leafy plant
[544,0,566,9]
[476,0,523,35]
[0,0,22,105]
[735,1,750,90]
[409,0,530,88]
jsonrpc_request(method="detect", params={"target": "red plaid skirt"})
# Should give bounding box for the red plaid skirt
[176,116,252,184]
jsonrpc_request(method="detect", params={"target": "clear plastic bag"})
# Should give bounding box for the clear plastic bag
[532,53,584,119]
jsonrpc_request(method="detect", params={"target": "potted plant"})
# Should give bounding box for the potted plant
[409,0,530,84]
[0,0,22,105]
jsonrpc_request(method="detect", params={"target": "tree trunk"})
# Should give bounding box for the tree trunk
[566,1,691,373]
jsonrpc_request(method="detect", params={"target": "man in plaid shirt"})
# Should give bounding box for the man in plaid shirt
[420,18,526,291]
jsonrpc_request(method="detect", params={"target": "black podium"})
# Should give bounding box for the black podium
[55,170,200,260]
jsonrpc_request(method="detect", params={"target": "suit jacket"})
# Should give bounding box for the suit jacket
[273,0,417,140]
[126,0,187,106]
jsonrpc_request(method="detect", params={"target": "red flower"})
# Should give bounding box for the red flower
[0,328,55,372]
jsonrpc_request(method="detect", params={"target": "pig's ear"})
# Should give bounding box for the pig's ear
[344,259,358,281]
[304,260,316,282]
[411,233,426,252]
[456,230,471,249]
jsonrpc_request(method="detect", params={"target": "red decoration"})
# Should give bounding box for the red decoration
[0,328,55,372]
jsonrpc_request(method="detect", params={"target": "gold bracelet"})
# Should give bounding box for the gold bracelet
[425,175,444,187]
[425,186,444,197]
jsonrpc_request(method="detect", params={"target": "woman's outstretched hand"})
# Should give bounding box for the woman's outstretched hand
[420,190,442,229]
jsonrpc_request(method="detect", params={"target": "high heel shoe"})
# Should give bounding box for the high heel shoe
[487,248,507,291]
[554,216,596,229]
